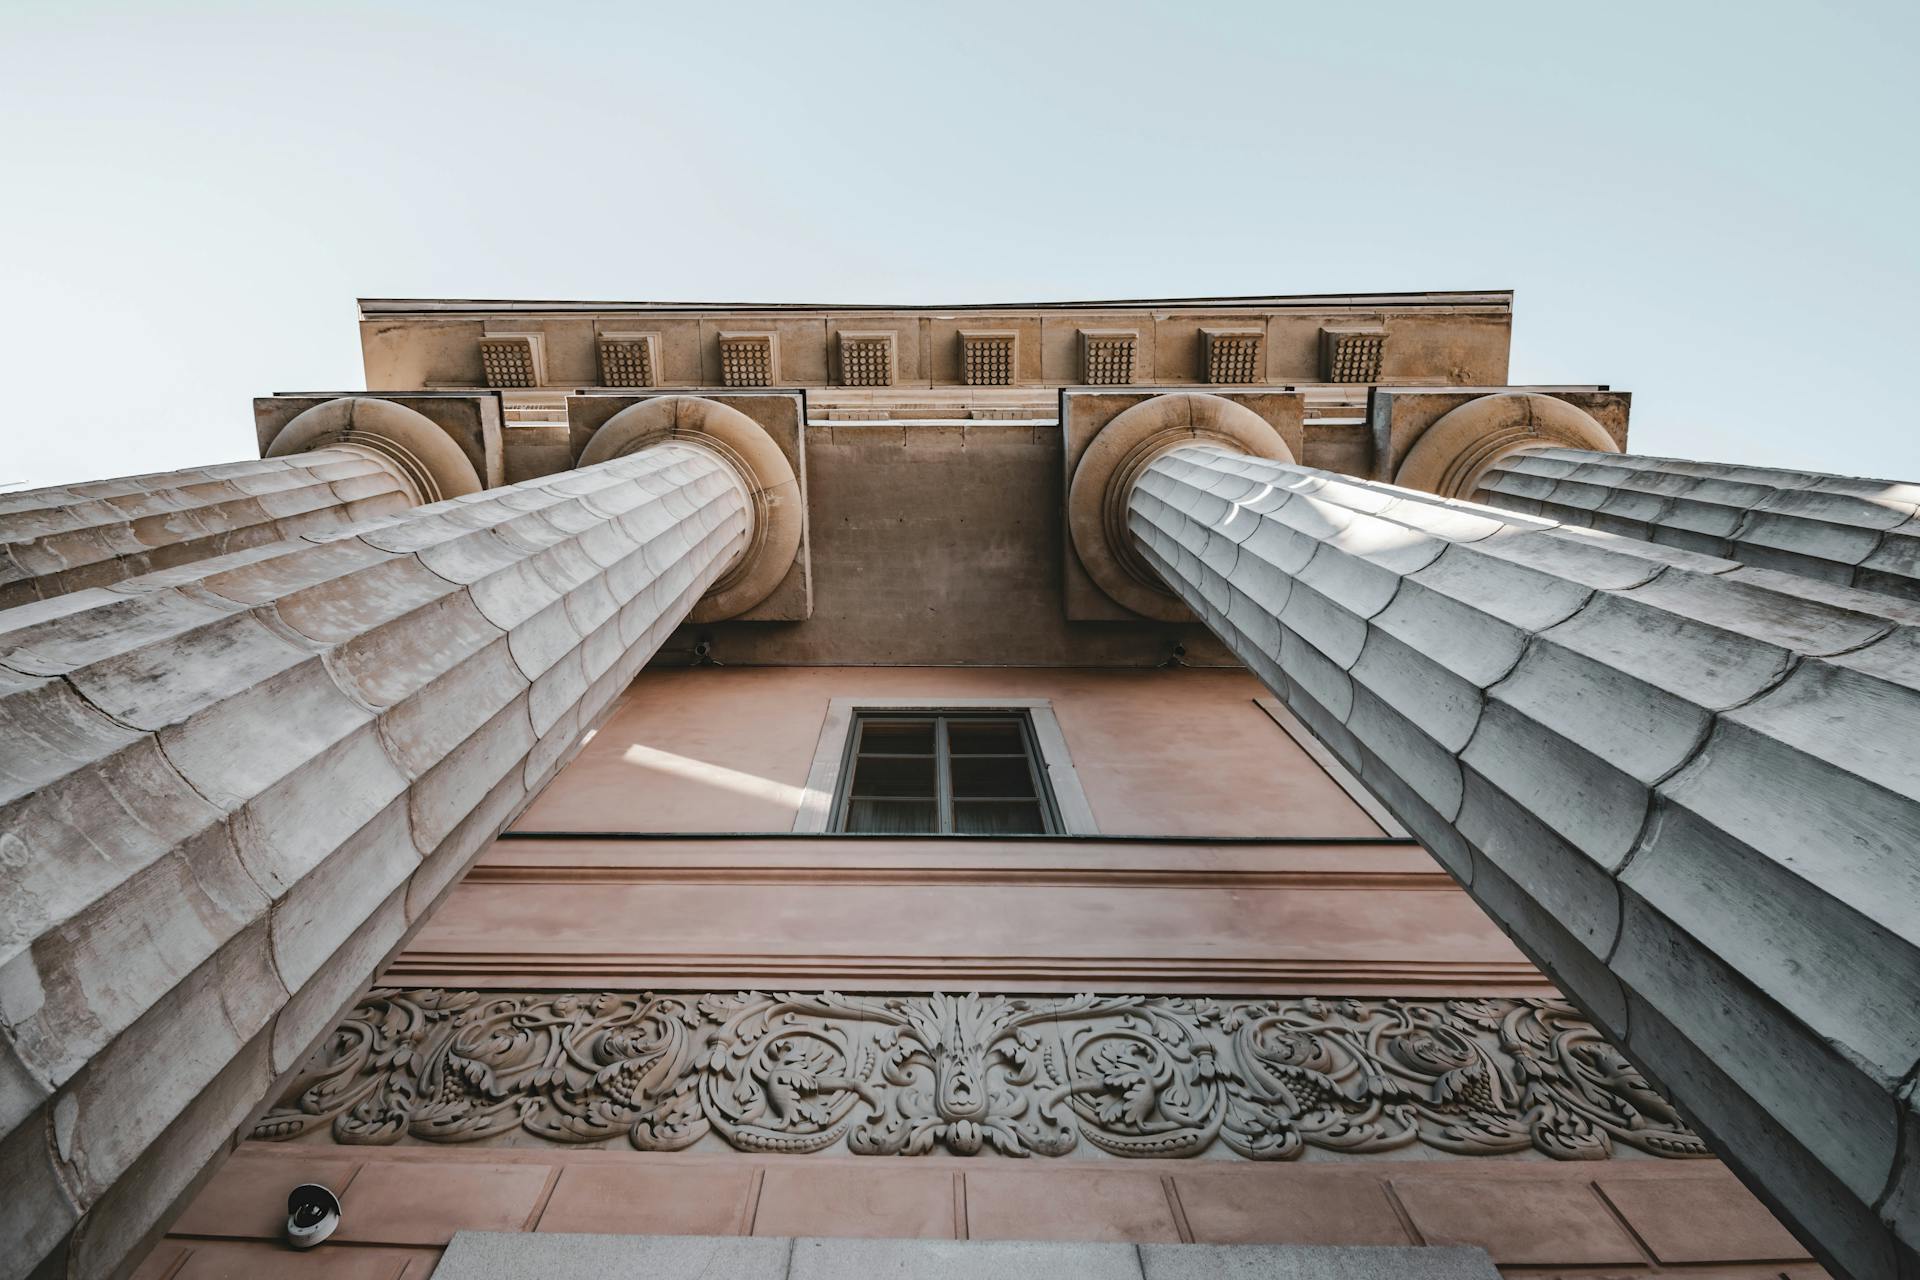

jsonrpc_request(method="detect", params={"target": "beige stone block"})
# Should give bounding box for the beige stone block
[1599,1169,1809,1262]
[752,1164,956,1239]
[1378,310,1511,385]
[1173,1170,1412,1245]
[357,317,486,387]
[169,1150,362,1239]
[1392,1178,1640,1265]
[330,1160,551,1245]
[537,1164,755,1236]
[966,1168,1179,1243]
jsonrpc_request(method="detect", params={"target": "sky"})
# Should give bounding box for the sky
[2,0,1915,489]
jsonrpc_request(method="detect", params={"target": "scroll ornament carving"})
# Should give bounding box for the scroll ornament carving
[255,990,1708,1163]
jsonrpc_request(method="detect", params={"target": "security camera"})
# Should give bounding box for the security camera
[285,1183,341,1250]
[692,639,713,660]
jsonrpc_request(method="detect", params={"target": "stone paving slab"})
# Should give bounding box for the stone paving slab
[431,1233,1501,1280]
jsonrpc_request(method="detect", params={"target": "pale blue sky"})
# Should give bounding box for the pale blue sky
[3,1,1915,488]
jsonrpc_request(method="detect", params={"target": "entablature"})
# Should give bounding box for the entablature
[357,292,1514,395]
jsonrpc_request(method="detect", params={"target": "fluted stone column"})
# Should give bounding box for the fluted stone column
[1474,448,1920,602]
[1122,444,1918,1280]
[0,439,769,1279]
[0,450,414,609]
[0,396,489,610]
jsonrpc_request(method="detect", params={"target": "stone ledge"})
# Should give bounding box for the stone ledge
[430,1234,1502,1280]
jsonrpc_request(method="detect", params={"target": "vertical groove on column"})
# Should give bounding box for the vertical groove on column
[0,450,417,610]
[1475,448,1920,603]
[1128,443,1920,1280]
[0,443,751,1280]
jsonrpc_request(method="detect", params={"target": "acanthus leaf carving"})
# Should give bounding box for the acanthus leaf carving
[256,989,1709,1164]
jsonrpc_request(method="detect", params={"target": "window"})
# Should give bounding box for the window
[795,698,1096,835]
[833,712,1061,834]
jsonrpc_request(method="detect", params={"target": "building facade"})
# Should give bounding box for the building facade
[1,294,1914,1280]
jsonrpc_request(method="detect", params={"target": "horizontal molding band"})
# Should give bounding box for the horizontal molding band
[497,830,1421,845]
[457,864,1457,891]
[382,953,1549,990]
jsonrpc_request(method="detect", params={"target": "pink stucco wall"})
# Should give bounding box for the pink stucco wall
[515,666,1385,837]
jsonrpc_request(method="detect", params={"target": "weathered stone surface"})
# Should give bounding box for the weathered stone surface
[0,443,752,1280]
[0,450,415,609]
[1127,445,1920,1280]
[1476,448,1920,602]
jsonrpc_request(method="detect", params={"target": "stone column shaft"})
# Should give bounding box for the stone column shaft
[0,443,750,1280]
[1475,447,1920,602]
[0,450,416,610]
[1129,444,1919,1280]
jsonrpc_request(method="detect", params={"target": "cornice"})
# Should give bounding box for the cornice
[380,953,1551,994]
[358,291,1516,319]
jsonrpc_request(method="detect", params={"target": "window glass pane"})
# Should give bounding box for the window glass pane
[859,720,934,754]
[847,798,939,834]
[839,711,1057,835]
[847,754,935,798]
[946,720,1023,755]
[949,754,1035,799]
[953,800,1045,835]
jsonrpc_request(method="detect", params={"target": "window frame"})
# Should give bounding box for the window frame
[829,709,1064,836]
[795,696,1098,835]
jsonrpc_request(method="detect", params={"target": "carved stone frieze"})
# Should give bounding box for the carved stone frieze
[255,989,1707,1163]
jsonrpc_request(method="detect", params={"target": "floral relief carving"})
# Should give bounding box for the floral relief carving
[256,990,1708,1162]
